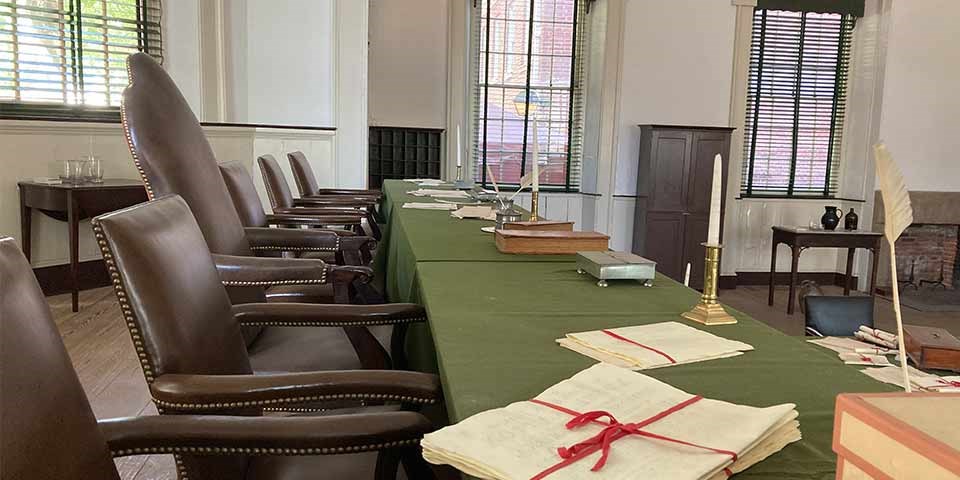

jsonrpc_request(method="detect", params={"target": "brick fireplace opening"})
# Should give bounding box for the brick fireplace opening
[894,224,958,289]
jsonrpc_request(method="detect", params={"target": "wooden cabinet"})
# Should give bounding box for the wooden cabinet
[631,125,734,289]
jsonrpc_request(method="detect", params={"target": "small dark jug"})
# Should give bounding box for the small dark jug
[821,206,841,230]
[844,208,859,231]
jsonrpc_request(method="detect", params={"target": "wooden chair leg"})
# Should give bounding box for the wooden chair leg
[400,446,436,480]
[375,449,402,480]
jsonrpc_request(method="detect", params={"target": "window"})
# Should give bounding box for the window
[741,8,853,197]
[0,0,162,120]
[472,0,588,192]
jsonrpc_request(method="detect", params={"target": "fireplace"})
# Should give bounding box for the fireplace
[893,224,958,289]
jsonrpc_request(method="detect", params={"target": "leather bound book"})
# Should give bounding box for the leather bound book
[494,230,609,254]
[503,220,574,231]
[904,325,960,372]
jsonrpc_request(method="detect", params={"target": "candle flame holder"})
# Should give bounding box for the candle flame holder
[681,243,737,326]
[529,190,540,222]
[454,165,474,190]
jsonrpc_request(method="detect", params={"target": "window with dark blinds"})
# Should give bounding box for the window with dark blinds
[0,0,162,120]
[471,0,588,192]
[742,9,853,197]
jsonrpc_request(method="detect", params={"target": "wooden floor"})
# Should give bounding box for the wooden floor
[51,284,958,479]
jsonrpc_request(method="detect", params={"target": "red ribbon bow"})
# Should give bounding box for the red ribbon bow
[938,379,960,388]
[528,396,738,479]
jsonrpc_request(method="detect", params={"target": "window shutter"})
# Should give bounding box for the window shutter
[0,0,162,114]
[741,9,853,197]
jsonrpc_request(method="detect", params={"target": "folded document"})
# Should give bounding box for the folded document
[422,363,801,480]
[401,202,458,211]
[557,321,753,370]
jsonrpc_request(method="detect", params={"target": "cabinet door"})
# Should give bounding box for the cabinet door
[682,214,709,290]
[644,211,686,282]
[685,131,729,214]
[649,130,693,213]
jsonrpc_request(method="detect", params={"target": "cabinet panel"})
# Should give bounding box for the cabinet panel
[643,212,685,281]
[686,132,728,214]
[682,214,709,290]
[649,132,691,212]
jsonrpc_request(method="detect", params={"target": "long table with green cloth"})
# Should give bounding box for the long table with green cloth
[375,180,895,479]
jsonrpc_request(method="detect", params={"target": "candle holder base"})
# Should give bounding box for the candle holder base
[454,165,474,190]
[681,302,737,326]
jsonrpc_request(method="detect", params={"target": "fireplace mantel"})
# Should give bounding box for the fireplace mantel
[874,191,960,289]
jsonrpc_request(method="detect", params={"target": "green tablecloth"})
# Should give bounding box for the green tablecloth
[376,180,895,479]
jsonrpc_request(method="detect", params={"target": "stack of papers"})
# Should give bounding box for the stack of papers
[861,366,960,393]
[409,188,470,199]
[422,363,801,480]
[401,202,458,211]
[451,206,496,221]
[404,178,447,186]
[557,322,753,370]
[807,337,893,366]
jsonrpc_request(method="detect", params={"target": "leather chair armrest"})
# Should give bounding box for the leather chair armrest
[274,206,365,217]
[294,197,378,208]
[265,213,363,227]
[244,227,376,265]
[232,302,426,327]
[311,188,382,197]
[148,370,441,412]
[212,254,340,287]
[99,411,432,457]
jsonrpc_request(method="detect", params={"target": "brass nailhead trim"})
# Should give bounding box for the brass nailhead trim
[93,221,158,384]
[111,439,420,457]
[249,240,340,253]
[237,316,426,328]
[154,393,437,411]
[222,278,328,287]
[121,61,154,201]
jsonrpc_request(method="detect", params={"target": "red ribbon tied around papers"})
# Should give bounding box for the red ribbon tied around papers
[938,379,960,388]
[528,396,738,479]
[600,329,677,364]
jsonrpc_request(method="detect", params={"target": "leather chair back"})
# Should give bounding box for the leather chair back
[219,161,269,227]
[121,53,252,259]
[93,195,254,381]
[0,237,120,479]
[804,296,875,337]
[257,154,297,209]
[288,151,321,197]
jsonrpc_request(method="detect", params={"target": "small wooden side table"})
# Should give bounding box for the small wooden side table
[768,226,883,315]
[18,179,148,312]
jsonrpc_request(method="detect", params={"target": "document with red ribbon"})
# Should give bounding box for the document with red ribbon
[862,366,960,393]
[556,322,753,370]
[422,363,801,480]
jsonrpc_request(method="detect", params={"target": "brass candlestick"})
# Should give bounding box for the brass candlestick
[681,243,737,326]
[453,165,473,190]
[529,190,540,222]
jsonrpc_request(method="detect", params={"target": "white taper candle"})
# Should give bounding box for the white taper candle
[707,154,722,245]
[456,124,462,168]
[684,263,691,287]
[531,118,540,193]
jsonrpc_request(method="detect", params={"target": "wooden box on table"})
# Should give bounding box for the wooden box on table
[904,325,960,372]
[494,230,609,255]
[833,392,960,479]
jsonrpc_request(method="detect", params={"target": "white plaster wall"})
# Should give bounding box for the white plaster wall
[368,0,449,128]
[877,0,960,192]
[162,0,203,116]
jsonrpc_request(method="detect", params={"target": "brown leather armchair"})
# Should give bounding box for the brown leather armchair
[0,236,435,480]
[219,161,367,239]
[92,195,422,376]
[288,150,383,199]
[258,153,383,240]
[120,52,372,309]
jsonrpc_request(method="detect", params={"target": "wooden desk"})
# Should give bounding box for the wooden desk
[768,226,883,315]
[18,179,148,312]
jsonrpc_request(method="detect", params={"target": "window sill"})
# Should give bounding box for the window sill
[737,195,865,203]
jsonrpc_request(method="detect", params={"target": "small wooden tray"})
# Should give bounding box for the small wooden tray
[502,220,574,231]
[495,230,609,254]
[834,392,960,479]
[904,325,960,372]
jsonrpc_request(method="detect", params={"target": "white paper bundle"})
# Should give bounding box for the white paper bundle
[422,363,800,480]
[452,206,497,221]
[409,188,469,198]
[861,366,960,393]
[557,322,753,370]
[838,352,891,366]
[401,202,458,211]
[807,336,892,355]
[854,326,897,349]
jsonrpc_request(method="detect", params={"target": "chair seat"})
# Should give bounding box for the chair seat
[246,452,408,480]
[248,325,394,373]
[266,284,336,304]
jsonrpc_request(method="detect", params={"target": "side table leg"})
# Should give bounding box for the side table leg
[768,242,778,306]
[68,193,79,312]
[870,247,880,298]
[787,245,801,315]
[844,247,855,295]
[19,189,32,262]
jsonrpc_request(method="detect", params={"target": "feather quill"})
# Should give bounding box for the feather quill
[874,143,914,392]
[509,172,535,201]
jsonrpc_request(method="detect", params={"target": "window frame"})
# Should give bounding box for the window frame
[740,8,855,199]
[0,0,161,122]
[470,0,587,193]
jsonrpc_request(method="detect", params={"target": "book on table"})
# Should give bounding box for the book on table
[422,363,801,480]
[557,321,753,370]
